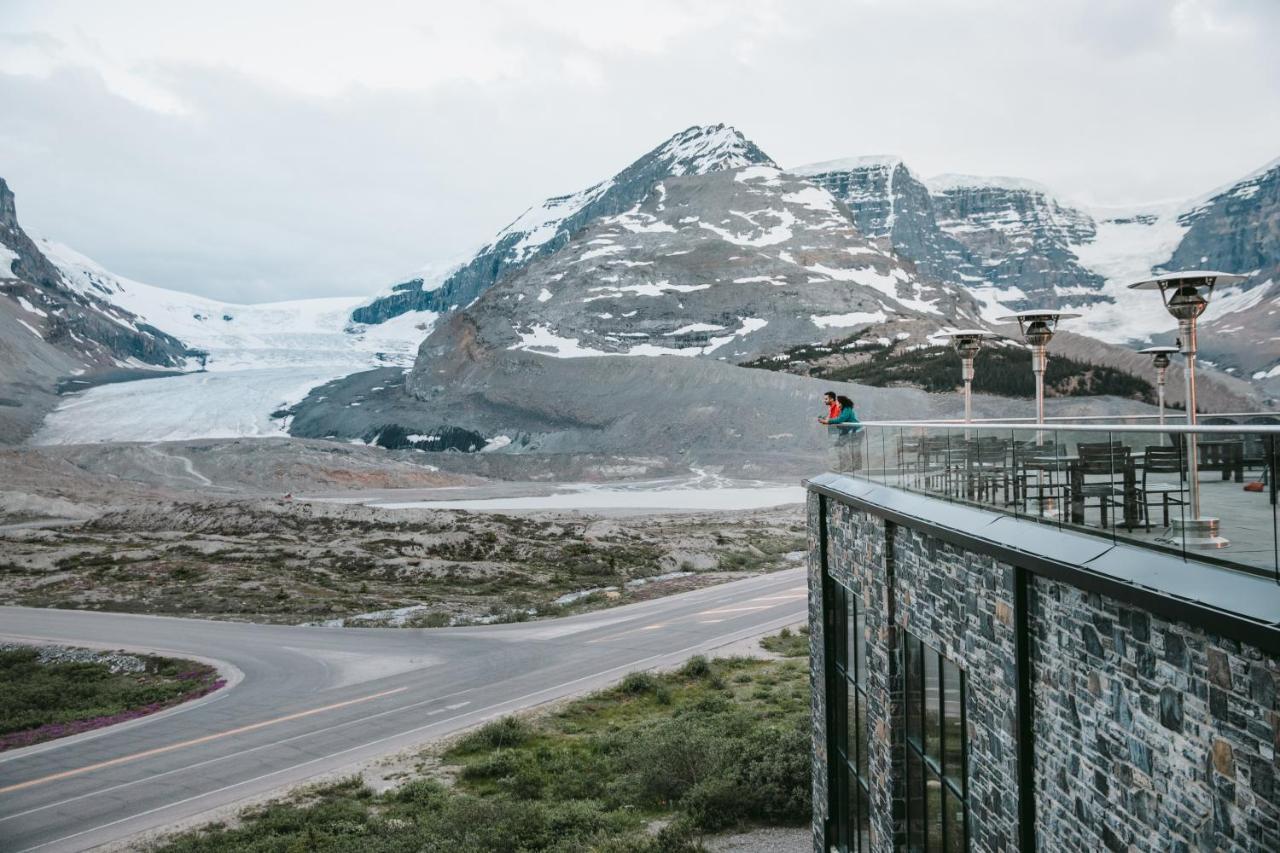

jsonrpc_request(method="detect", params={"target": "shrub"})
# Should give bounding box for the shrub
[618,672,659,695]
[455,715,532,752]
[678,656,711,679]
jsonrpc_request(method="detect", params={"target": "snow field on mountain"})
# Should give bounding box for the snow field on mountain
[42,239,435,370]
[32,367,348,444]
[30,240,440,444]
[1059,204,1190,342]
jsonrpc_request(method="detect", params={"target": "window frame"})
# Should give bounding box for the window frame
[902,631,969,853]
[825,570,871,853]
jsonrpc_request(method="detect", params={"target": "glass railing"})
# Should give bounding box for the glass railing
[829,420,1280,578]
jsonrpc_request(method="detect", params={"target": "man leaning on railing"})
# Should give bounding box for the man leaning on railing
[818,394,862,471]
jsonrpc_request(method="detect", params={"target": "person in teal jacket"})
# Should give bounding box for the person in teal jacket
[821,395,860,432]
[819,395,863,470]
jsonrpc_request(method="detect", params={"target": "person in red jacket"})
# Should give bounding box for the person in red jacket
[819,390,840,424]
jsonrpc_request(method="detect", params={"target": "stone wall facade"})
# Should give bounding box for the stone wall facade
[810,487,1280,852]
[1030,579,1280,851]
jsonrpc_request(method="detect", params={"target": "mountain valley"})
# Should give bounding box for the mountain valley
[1,124,1275,463]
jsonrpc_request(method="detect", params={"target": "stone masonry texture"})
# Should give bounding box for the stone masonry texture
[809,489,1280,852]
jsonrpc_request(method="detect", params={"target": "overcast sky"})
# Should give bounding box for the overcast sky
[2,0,1278,303]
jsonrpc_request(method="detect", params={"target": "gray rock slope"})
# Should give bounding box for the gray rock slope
[1173,160,1280,387]
[0,178,194,442]
[792,158,1105,308]
[351,124,776,325]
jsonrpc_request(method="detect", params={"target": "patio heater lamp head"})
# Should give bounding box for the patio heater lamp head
[1138,345,1178,372]
[1127,271,1247,329]
[996,310,1080,351]
[943,328,995,361]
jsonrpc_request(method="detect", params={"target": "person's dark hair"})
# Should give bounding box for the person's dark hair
[823,390,837,399]
[836,395,854,410]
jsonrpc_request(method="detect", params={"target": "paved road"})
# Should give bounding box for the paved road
[0,568,806,852]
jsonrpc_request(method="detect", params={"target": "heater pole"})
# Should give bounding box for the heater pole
[1180,317,1201,519]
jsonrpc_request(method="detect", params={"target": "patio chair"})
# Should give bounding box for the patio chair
[915,435,953,493]
[963,437,1010,504]
[1135,444,1188,530]
[1009,440,1066,516]
[1072,442,1133,530]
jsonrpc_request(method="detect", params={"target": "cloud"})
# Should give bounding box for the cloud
[0,0,1276,301]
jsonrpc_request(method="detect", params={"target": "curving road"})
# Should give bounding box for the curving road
[0,568,806,852]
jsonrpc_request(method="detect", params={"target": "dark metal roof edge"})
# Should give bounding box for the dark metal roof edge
[806,476,1280,657]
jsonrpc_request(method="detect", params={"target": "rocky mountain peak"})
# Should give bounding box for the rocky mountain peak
[0,178,17,233]
[351,124,776,325]
[408,164,981,377]
[649,124,776,176]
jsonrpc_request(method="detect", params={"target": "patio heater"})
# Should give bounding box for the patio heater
[941,329,996,424]
[1128,271,1246,549]
[996,310,1079,425]
[1138,345,1179,426]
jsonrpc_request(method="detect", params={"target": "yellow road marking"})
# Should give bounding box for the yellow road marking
[0,686,408,796]
[695,605,774,615]
[586,623,667,644]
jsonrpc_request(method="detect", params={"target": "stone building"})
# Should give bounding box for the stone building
[807,473,1279,852]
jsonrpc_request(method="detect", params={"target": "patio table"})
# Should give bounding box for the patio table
[1031,454,1140,530]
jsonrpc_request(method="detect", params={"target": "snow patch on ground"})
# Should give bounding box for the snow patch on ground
[811,311,888,328]
[806,263,939,315]
[15,317,43,338]
[15,296,47,317]
[481,435,513,452]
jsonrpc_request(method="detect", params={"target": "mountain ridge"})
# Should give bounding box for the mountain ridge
[350,124,776,325]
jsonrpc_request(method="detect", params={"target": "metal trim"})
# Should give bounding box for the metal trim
[807,479,1280,656]
[854,420,1280,435]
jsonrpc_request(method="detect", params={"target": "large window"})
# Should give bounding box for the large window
[903,632,968,852]
[825,575,870,852]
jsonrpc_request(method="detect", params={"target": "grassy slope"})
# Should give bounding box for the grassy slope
[0,648,223,751]
[156,631,812,852]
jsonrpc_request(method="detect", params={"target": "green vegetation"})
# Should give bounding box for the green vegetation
[759,625,809,658]
[156,634,811,852]
[745,337,1155,402]
[0,647,223,751]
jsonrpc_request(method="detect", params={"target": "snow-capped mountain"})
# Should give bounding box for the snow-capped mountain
[2,174,444,445]
[0,178,193,372]
[413,164,981,367]
[791,155,1280,384]
[42,240,434,372]
[350,124,777,325]
[286,150,997,452]
[24,241,442,446]
[1,177,197,440]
